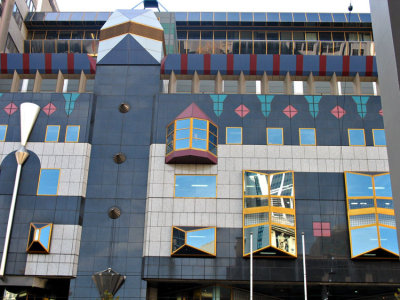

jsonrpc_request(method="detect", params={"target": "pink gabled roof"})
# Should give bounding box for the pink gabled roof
[176,103,212,121]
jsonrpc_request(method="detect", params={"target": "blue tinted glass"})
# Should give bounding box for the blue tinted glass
[176,119,190,129]
[267,128,283,145]
[280,13,293,22]
[373,130,386,146]
[254,13,266,23]
[0,125,7,141]
[359,14,371,22]
[175,175,216,197]
[332,13,346,22]
[306,13,320,22]
[214,12,226,22]
[45,12,59,21]
[193,119,207,129]
[351,226,379,256]
[348,199,374,209]
[176,129,190,139]
[45,126,59,142]
[267,13,279,22]
[188,12,200,21]
[70,13,83,21]
[244,225,269,254]
[319,13,333,22]
[187,228,215,254]
[241,13,253,22]
[201,12,213,22]
[192,129,207,139]
[192,139,207,150]
[175,139,189,150]
[348,14,360,22]
[83,12,97,21]
[175,12,187,22]
[38,169,60,195]
[66,126,80,142]
[57,13,71,21]
[345,173,373,197]
[374,174,392,197]
[380,227,399,255]
[377,199,394,209]
[300,129,315,145]
[96,12,111,21]
[39,225,51,249]
[293,13,306,22]
[349,129,365,146]
[227,12,239,22]
[226,128,242,144]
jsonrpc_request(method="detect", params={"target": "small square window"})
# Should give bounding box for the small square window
[299,128,316,146]
[313,222,331,237]
[373,129,386,146]
[0,125,8,141]
[65,125,80,142]
[348,129,365,146]
[267,128,283,145]
[226,127,242,144]
[45,125,60,142]
[37,169,60,196]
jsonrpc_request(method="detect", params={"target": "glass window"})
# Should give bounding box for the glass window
[37,169,60,195]
[174,175,217,198]
[0,125,7,141]
[348,129,365,146]
[226,127,242,144]
[65,125,80,142]
[373,129,386,146]
[5,34,18,53]
[13,4,23,29]
[171,226,216,256]
[267,128,283,145]
[45,125,60,142]
[299,128,316,146]
[27,223,53,254]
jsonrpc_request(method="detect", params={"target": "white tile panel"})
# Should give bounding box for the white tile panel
[101,11,130,30]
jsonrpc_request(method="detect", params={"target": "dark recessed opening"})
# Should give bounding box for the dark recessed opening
[119,103,130,113]
[108,207,121,219]
[113,153,126,164]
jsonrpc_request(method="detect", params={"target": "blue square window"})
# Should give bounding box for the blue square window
[175,175,217,198]
[65,125,80,142]
[267,128,283,145]
[348,129,365,146]
[373,129,386,146]
[45,125,60,142]
[226,127,242,144]
[0,125,7,141]
[37,169,60,195]
[299,128,316,146]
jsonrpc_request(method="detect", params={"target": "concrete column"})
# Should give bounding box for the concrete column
[10,70,20,92]
[284,72,293,95]
[78,71,87,93]
[353,73,361,95]
[307,72,316,95]
[192,71,200,93]
[0,0,15,52]
[330,72,339,95]
[261,72,269,94]
[56,70,64,93]
[33,70,42,93]
[168,70,176,93]
[238,71,246,94]
[215,71,223,94]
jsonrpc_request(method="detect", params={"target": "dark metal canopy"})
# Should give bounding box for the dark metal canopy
[92,268,126,298]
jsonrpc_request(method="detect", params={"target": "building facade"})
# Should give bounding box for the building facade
[0,5,398,300]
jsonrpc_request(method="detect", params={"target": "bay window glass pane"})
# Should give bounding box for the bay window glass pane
[209,123,217,136]
[270,173,293,196]
[379,227,399,254]
[176,129,190,139]
[271,213,295,226]
[349,214,376,227]
[267,128,283,145]
[373,129,386,146]
[378,214,396,227]
[192,139,207,150]
[226,127,242,144]
[209,133,217,145]
[271,225,296,254]
[37,169,60,195]
[299,128,316,145]
[348,129,365,146]
[348,199,374,209]
[244,197,268,208]
[351,226,379,256]
[45,125,60,142]
[271,197,294,209]
[244,212,268,226]
[176,119,190,129]
[345,173,373,197]
[186,228,215,254]
[209,142,217,155]
[244,225,269,254]
[172,228,185,252]
[192,129,206,139]
[244,172,269,196]
[377,199,393,209]
[175,175,217,198]
[374,174,392,197]
[193,119,207,129]
[65,125,80,142]
[175,139,189,149]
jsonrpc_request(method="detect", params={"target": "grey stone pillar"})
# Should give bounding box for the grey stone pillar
[0,0,15,52]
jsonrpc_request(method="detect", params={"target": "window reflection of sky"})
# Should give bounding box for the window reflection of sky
[175,175,216,197]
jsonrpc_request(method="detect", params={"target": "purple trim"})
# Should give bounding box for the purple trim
[165,149,217,164]
[176,103,212,122]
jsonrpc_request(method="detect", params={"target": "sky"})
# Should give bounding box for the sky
[56,0,370,13]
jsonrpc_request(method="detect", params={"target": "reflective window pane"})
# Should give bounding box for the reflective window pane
[176,119,190,129]
[267,128,283,145]
[175,175,217,198]
[377,199,394,209]
[349,214,376,227]
[45,125,60,142]
[245,212,269,226]
[244,197,268,208]
[374,174,392,197]
[345,173,373,197]
[192,129,207,139]
[209,142,217,155]
[65,125,80,142]
[167,124,174,135]
[244,225,269,255]
[0,125,7,141]
[351,226,379,256]
[39,225,51,249]
[172,228,185,252]
[226,127,242,144]
[209,123,217,136]
[349,129,365,146]
[186,228,216,254]
[244,172,269,196]
[175,139,189,150]
[373,129,386,146]
[348,199,374,209]
[378,214,396,227]
[271,213,295,226]
[209,133,217,145]
[37,169,60,195]
[271,197,294,209]
[379,227,399,255]
[270,173,294,196]
[271,225,296,254]
[192,138,207,150]
[176,129,190,140]
[299,128,316,145]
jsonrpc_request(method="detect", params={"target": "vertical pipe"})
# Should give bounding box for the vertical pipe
[302,232,308,300]
[0,164,22,277]
[250,232,253,300]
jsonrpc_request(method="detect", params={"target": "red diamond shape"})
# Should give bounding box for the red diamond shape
[235,104,250,118]
[43,103,56,116]
[4,103,18,115]
[283,105,298,118]
[379,109,383,116]
[331,106,346,119]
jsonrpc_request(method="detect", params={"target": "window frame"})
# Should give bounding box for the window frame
[45,125,60,143]
[372,129,386,147]
[348,128,366,146]
[171,226,217,257]
[266,127,284,145]
[26,223,53,254]
[174,174,217,198]
[0,125,8,142]
[37,168,61,196]
[226,127,243,145]
[65,125,80,143]
[299,128,316,146]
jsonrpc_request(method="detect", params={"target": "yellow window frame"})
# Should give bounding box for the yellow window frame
[171,226,217,257]
[45,125,60,143]
[348,128,366,147]
[266,127,284,145]
[226,127,243,145]
[299,128,316,146]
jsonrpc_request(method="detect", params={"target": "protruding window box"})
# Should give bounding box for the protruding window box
[27,223,53,254]
[166,103,218,164]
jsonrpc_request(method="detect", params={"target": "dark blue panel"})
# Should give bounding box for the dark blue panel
[175,12,187,22]
[45,12,59,21]
[187,54,203,74]
[332,13,347,22]
[303,55,319,76]
[306,13,320,22]
[359,13,371,22]
[319,13,333,22]
[241,13,253,23]
[256,55,274,75]
[267,12,280,22]
[227,12,240,23]
[254,13,266,23]
[214,12,226,23]
[279,55,296,76]
[349,56,366,76]
[29,54,45,73]
[201,12,213,23]
[348,13,361,22]
[7,54,23,73]
[293,13,306,22]
[280,13,293,22]
[233,54,249,75]
[326,56,343,76]
[52,53,68,73]
[210,55,227,75]
[83,12,97,21]
[70,12,84,21]
[188,12,200,22]
[57,13,71,21]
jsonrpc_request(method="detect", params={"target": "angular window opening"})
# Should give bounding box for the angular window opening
[348,129,365,146]
[299,128,316,146]
[373,129,386,146]
[45,125,60,142]
[0,125,8,142]
[27,223,53,254]
[37,169,60,196]
[226,127,242,144]
[65,125,80,143]
[267,128,283,145]
[171,226,216,256]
